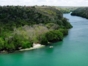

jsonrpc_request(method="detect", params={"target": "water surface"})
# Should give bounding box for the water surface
[0,13,88,66]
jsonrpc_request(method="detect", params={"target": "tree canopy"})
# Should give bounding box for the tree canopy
[0,6,72,52]
[71,7,88,19]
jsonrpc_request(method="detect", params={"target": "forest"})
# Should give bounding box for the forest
[0,6,72,52]
[55,6,78,13]
[71,7,88,19]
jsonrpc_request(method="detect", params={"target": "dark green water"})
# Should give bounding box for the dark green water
[0,13,88,66]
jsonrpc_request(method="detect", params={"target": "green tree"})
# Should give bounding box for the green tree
[38,34,48,45]
[45,31,59,42]
[0,38,4,50]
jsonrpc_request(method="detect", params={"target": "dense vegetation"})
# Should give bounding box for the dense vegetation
[71,7,88,19]
[55,6,78,13]
[0,6,72,52]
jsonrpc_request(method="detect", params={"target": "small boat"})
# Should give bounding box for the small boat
[49,46,53,48]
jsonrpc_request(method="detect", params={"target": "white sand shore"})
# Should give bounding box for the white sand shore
[19,43,45,51]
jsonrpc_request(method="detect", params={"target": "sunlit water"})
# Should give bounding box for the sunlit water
[0,13,88,66]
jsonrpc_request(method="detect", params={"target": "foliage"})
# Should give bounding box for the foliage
[45,30,63,42]
[71,7,88,19]
[46,23,59,30]
[38,34,48,45]
[55,6,78,13]
[0,38,4,50]
[0,6,72,52]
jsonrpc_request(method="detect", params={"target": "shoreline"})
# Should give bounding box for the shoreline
[0,43,45,54]
[19,43,45,51]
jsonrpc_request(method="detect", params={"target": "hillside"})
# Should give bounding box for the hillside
[71,7,88,19]
[55,6,78,13]
[0,6,72,52]
[0,6,72,29]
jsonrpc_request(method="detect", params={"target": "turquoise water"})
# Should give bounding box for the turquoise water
[0,13,88,66]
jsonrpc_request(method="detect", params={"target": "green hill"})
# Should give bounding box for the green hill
[55,6,78,13]
[71,7,88,19]
[0,6,72,52]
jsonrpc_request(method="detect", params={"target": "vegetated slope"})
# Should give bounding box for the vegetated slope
[71,7,88,18]
[0,6,72,52]
[0,6,72,29]
[55,6,78,13]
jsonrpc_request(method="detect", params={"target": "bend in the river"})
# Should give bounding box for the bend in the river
[0,13,88,66]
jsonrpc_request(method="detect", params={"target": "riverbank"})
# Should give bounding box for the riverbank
[19,43,45,51]
[0,43,45,53]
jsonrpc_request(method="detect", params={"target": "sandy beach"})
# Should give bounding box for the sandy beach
[19,43,45,51]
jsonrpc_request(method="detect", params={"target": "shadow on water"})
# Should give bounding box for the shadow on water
[52,41,63,47]
[45,41,63,53]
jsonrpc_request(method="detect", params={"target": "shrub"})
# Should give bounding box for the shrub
[38,34,48,45]
[0,38,4,50]
[45,31,60,42]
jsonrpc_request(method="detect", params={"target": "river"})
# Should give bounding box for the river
[0,13,88,66]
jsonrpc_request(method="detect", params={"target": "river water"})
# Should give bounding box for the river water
[0,13,88,66]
